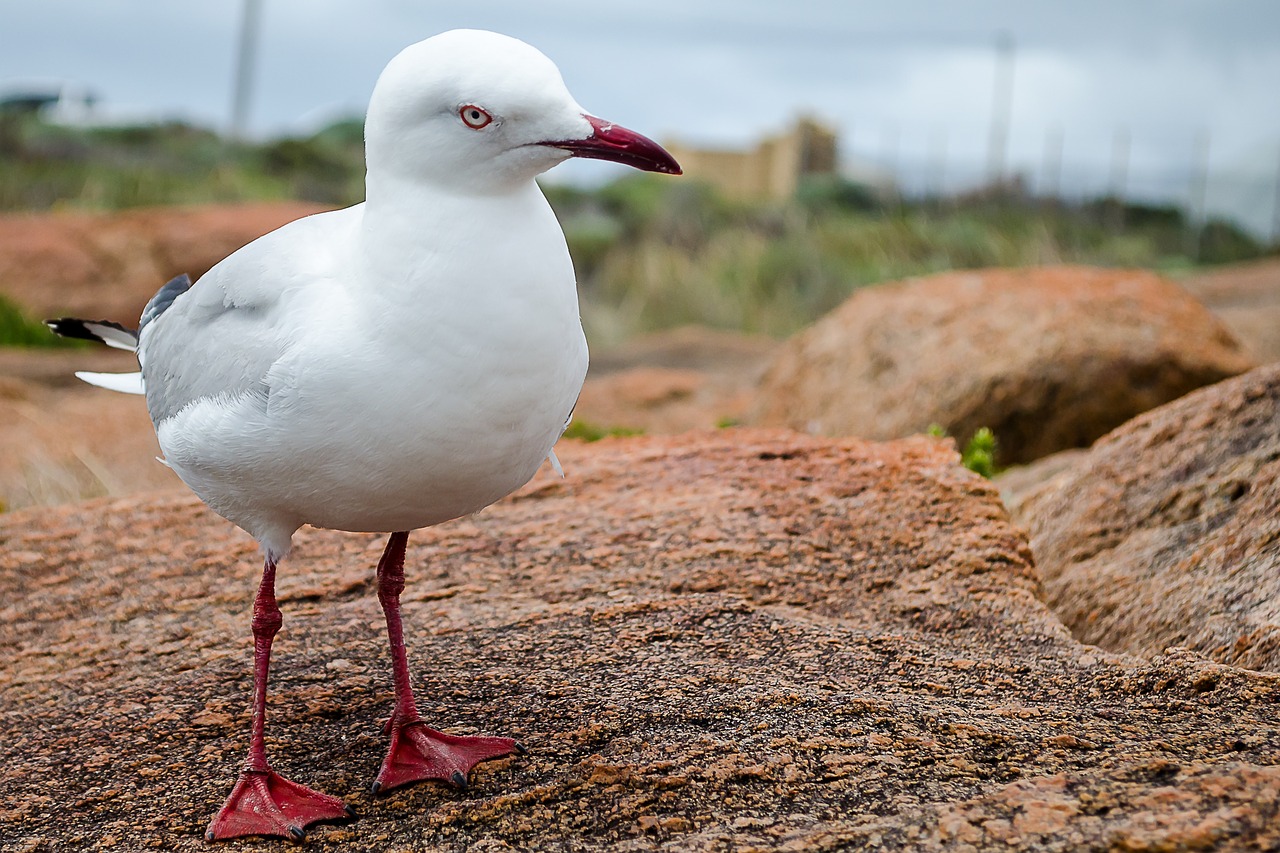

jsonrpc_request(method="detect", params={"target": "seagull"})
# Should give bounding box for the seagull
[47,29,679,843]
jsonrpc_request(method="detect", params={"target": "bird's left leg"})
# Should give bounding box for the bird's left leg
[371,531,523,795]
[206,555,352,841]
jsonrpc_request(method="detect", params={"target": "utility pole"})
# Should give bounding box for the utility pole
[229,0,264,141]
[1108,126,1130,230]
[986,31,1016,191]
[1272,142,1280,247]
[1187,129,1211,261]
[1040,124,1063,203]
[928,126,948,205]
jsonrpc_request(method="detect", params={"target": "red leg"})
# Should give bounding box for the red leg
[371,531,523,795]
[206,556,352,841]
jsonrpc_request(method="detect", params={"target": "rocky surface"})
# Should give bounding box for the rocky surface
[1182,258,1280,365]
[1015,363,1280,673]
[3,431,1279,850]
[748,266,1255,465]
[0,203,327,321]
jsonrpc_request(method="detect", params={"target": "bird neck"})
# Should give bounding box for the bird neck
[355,176,570,311]
[363,171,547,229]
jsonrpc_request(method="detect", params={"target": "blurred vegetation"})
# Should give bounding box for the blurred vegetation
[562,420,645,442]
[0,113,365,210]
[549,178,1271,344]
[1,115,1272,348]
[0,295,82,348]
[928,424,999,478]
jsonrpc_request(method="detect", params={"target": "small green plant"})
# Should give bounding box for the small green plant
[960,427,998,479]
[927,424,998,478]
[562,420,644,442]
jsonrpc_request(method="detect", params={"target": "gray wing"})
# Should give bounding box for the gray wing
[140,275,283,424]
[137,205,356,426]
[139,273,193,333]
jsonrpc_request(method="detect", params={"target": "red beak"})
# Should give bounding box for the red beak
[551,115,682,175]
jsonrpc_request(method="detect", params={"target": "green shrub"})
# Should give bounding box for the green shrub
[0,296,81,348]
[928,424,998,478]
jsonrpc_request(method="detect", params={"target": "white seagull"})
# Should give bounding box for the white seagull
[48,29,679,843]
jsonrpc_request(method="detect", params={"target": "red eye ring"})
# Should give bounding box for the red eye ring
[459,105,493,129]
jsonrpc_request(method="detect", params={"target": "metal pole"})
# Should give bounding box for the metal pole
[1272,142,1280,247]
[1108,126,1130,199]
[986,31,1016,190]
[928,126,947,204]
[1187,129,1211,261]
[229,0,264,141]
[1040,124,1063,202]
[1108,126,1130,230]
[880,121,900,208]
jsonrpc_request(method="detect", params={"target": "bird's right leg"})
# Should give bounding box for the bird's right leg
[371,531,523,795]
[205,555,352,842]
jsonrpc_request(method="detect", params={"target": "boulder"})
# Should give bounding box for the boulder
[0,202,327,322]
[1016,363,1280,672]
[748,266,1254,464]
[3,431,1279,850]
[1182,257,1280,364]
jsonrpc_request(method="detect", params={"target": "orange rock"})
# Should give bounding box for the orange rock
[0,202,328,321]
[749,266,1254,464]
[1017,363,1280,672]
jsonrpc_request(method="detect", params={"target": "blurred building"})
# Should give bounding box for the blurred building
[0,81,100,124]
[665,116,839,201]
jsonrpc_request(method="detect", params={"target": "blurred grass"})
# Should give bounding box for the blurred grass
[1,114,1271,349]
[548,177,1269,345]
[0,114,366,210]
[0,294,82,347]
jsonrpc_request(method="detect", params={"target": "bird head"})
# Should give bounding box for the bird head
[365,29,681,194]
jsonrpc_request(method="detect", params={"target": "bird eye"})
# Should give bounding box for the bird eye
[459,105,493,129]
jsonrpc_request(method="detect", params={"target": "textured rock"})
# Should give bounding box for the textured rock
[748,266,1254,464]
[0,203,327,321]
[2,431,1279,850]
[994,449,1089,518]
[1017,363,1280,672]
[1182,257,1280,364]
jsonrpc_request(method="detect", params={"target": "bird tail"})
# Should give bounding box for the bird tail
[74,370,145,394]
[45,318,145,395]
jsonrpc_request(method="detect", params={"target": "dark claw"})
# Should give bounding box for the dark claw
[450,770,468,789]
[514,741,528,755]
[370,781,382,795]
[344,804,358,818]
[205,831,215,842]
[288,825,306,842]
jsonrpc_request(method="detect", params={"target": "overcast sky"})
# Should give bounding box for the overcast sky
[3,1,1279,229]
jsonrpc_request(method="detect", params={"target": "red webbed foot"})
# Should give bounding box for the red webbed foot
[372,717,524,794]
[206,768,353,842]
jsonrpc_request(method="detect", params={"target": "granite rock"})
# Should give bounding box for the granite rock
[748,266,1254,464]
[2,432,1278,850]
[1016,363,1280,672]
